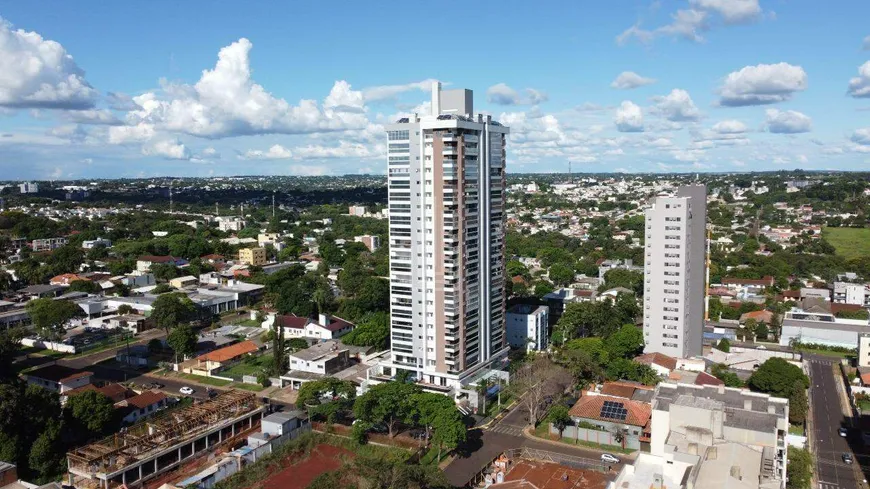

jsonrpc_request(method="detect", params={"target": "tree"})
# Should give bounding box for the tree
[28,419,64,482]
[354,381,421,437]
[786,447,812,489]
[431,408,466,461]
[117,304,134,315]
[341,312,389,350]
[606,358,660,386]
[788,379,809,424]
[26,298,83,341]
[510,356,572,427]
[297,377,357,422]
[602,268,644,295]
[605,324,644,360]
[547,404,572,438]
[271,322,287,375]
[748,358,809,398]
[410,392,457,444]
[151,293,197,334]
[555,348,604,386]
[0,328,23,383]
[287,338,308,351]
[67,279,100,294]
[548,263,574,286]
[716,338,731,352]
[166,324,197,359]
[65,390,117,435]
[147,338,163,353]
[711,363,743,388]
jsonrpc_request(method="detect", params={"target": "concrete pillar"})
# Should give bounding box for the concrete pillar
[122,471,126,486]
[138,464,143,481]
[218,429,223,443]
[232,423,236,437]
[154,459,158,476]
[178,447,182,462]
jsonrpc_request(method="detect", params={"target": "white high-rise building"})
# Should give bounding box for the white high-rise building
[374,83,509,397]
[643,185,707,359]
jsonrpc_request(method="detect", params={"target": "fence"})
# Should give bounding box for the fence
[549,425,641,451]
[502,447,607,472]
[20,338,76,353]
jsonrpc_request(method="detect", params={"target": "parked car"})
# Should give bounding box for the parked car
[843,453,854,465]
[179,386,194,395]
[839,427,849,437]
[601,453,620,464]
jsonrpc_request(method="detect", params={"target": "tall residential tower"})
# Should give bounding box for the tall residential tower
[375,83,509,397]
[643,185,707,359]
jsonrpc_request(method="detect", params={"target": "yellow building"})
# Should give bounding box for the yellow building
[239,247,267,266]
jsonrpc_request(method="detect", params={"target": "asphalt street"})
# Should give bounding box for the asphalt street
[443,400,622,487]
[808,355,860,489]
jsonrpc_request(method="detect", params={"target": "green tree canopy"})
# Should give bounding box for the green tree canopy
[64,390,117,436]
[167,324,197,359]
[748,358,809,398]
[354,381,421,437]
[605,324,644,360]
[26,298,83,341]
[151,292,197,333]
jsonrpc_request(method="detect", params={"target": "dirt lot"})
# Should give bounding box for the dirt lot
[262,444,354,489]
[502,460,609,489]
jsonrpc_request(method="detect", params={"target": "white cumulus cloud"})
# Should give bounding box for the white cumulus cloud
[243,144,293,160]
[0,16,97,109]
[486,83,548,105]
[691,0,762,24]
[651,89,701,122]
[611,71,656,90]
[63,109,122,125]
[847,61,870,98]
[143,139,191,160]
[118,38,367,140]
[764,109,812,134]
[712,120,748,134]
[718,62,807,106]
[614,101,644,132]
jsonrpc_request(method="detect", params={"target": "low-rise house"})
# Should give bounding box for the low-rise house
[136,255,187,272]
[183,340,260,376]
[634,352,677,377]
[505,304,549,351]
[833,281,870,306]
[116,344,152,367]
[66,383,135,403]
[267,313,355,340]
[354,235,380,252]
[50,273,90,286]
[25,365,93,393]
[82,238,112,249]
[739,310,773,325]
[566,394,652,449]
[280,340,352,389]
[19,284,63,299]
[116,390,169,424]
[169,275,198,289]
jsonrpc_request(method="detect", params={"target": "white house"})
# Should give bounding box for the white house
[266,313,355,340]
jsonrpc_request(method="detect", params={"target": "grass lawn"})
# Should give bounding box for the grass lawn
[532,424,636,454]
[794,346,855,359]
[235,319,262,327]
[419,447,449,466]
[858,399,870,412]
[822,227,870,261]
[483,393,514,418]
[179,373,233,387]
[789,424,805,436]
[220,355,273,378]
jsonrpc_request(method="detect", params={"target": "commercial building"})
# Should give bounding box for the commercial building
[833,281,870,306]
[354,234,381,252]
[779,308,870,348]
[649,382,788,489]
[32,237,68,252]
[238,247,267,266]
[505,304,549,351]
[375,82,509,397]
[19,182,38,194]
[643,185,707,359]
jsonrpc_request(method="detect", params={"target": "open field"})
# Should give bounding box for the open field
[178,373,232,386]
[823,227,870,260]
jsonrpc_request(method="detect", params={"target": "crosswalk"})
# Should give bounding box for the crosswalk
[488,423,524,436]
[818,482,839,489]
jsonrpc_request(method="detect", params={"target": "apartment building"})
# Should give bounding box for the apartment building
[354,234,381,252]
[376,83,509,396]
[505,304,549,351]
[648,382,788,489]
[238,247,267,266]
[643,185,707,359]
[833,281,870,306]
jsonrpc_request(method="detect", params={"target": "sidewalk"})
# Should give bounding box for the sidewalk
[521,426,640,462]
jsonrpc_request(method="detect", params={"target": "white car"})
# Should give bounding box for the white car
[601,453,620,464]
[179,386,194,395]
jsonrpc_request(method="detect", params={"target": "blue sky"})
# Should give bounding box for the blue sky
[0,0,869,179]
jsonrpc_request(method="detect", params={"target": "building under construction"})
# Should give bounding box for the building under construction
[67,390,266,489]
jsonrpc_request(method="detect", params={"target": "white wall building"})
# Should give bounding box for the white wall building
[833,281,870,306]
[643,185,707,359]
[376,83,509,396]
[859,333,870,368]
[505,304,548,351]
[19,182,39,194]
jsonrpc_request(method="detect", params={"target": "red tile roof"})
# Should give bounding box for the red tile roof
[832,303,866,315]
[568,394,651,428]
[722,276,775,287]
[600,383,636,399]
[693,371,725,387]
[740,310,773,323]
[138,255,179,263]
[325,316,354,332]
[50,273,90,285]
[197,340,258,363]
[276,315,308,329]
[124,390,168,409]
[634,352,677,371]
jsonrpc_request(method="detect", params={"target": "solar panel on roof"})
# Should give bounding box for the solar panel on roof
[600,400,628,421]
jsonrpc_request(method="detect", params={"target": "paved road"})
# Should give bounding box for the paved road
[444,401,621,487]
[808,355,860,489]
